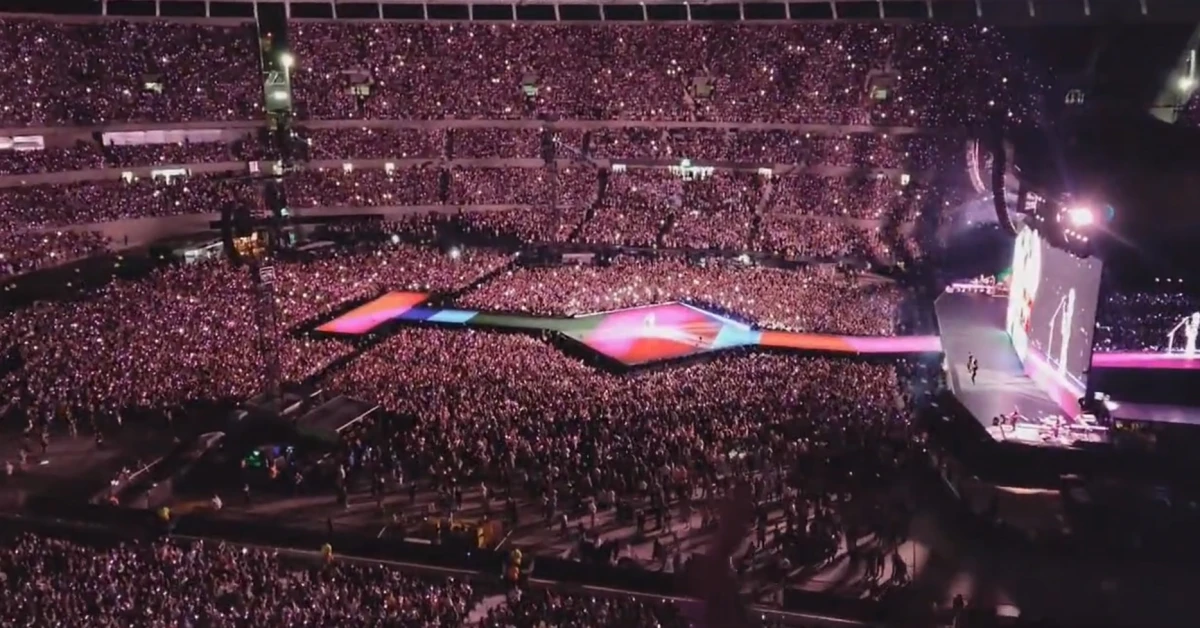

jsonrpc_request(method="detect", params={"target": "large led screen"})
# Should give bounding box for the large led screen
[1005,225,1103,392]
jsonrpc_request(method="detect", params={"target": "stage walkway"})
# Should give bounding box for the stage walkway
[318,293,944,366]
[934,292,1081,446]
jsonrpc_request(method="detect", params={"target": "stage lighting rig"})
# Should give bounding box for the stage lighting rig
[973,103,1200,262]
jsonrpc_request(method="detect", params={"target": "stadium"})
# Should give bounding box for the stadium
[3,0,1200,626]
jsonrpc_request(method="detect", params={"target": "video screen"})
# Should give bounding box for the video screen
[1005,225,1103,391]
[315,292,430,335]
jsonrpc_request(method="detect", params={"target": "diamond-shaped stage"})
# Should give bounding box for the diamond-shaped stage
[559,302,762,366]
[315,293,942,367]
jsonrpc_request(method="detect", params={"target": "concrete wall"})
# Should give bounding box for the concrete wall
[47,214,220,248]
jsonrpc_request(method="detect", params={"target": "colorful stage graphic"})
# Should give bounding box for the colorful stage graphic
[564,303,759,366]
[314,291,430,334]
[316,294,943,365]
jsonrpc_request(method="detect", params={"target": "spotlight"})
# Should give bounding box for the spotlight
[1065,206,1095,227]
[448,247,462,260]
[280,53,295,70]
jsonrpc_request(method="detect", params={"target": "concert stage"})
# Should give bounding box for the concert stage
[935,292,1108,448]
[315,292,943,366]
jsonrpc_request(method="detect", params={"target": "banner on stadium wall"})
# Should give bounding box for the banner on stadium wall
[102,129,225,146]
[0,136,45,151]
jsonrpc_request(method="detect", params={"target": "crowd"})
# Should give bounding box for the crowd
[305,127,444,161]
[484,590,689,628]
[0,229,110,278]
[327,328,915,593]
[0,18,1040,128]
[0,535,478,626]
[459,257,903,335]
[386,208,586,248]
[569,169,919,262]
[0,140,260,176]
[286,167,442,209]
[0,127,957,177]
[755,215,898,262]
[0,14,958,610]
[0,244,507,433]
[448,168,554,206]
[590,128,955,170]
[2,227,920,606]
[768,174,923,221]
[332,330,909,502]
[0,19,260,127]
[0,534,729,627]
[0,175,260,230]
[450,128,543,160]
[1095,291,1200,352]
[289,23,1043,126]
[287,165,602,212]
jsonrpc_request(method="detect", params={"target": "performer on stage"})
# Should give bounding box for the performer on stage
[1169,312,1200,357]
[1047,288,1075,376]
[1057,289,1075,376]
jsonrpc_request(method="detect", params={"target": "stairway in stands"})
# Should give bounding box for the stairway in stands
[447,257,519,303]
[565,167,607,244]
[748,177,776,248]
[444,127,458,159]
[657,212,677,249]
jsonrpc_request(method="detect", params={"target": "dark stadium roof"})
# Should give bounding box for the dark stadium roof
[12,0,1200,22]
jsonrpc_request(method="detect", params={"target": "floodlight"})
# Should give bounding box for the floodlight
[1065,206,1095,227]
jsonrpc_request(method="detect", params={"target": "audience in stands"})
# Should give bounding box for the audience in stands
[485,590,689,628]
[460,258,902,335]
[447,168,553,206]
[0,138,268,175]
[329,330,914,589]
[0,16,983,611]
[0,175,260,230]
[305,127,443,161]
[0,230,109,277]
[0,534,723,627]
[288,23,1043,126]
[0,129,957,176]
[0,245,507,431]
[0,536,477,626]
[0,19,260,126]
[287,167,441,209]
